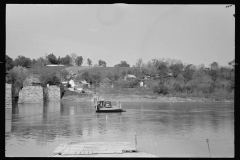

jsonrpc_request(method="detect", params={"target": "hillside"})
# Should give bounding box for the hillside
[67,66,133,77]
[65,66,93,74]
[28,66,69,74]
[27,65,137,78]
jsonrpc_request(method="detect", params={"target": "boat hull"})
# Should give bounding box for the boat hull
[96,108,126,113]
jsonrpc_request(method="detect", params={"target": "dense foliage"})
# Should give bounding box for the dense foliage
[6,55,14,71]
[98,60,107,67]
[75,56,83,66]
[7,66,29,104]
[47,53,58,64]
[79,71,102,84]
[114,61,130,67]
[37,70,61,87]
[13,55,32,67]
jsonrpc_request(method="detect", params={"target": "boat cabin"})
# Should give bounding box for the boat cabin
[97,101,112,109]
[94,100,125,113]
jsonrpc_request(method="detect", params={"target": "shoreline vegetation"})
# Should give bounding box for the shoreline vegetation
[61,89,234,103]
[6,55,235,105]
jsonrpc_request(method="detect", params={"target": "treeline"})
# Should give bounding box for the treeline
[6,53,235,102]
[83,58,235,101]
[5,53,108,71]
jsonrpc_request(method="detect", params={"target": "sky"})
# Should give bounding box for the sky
[6,4,235,67]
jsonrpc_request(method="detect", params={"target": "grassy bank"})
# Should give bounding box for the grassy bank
[61,90,93,101]
[61,87,234,102]
[96,87,234,102]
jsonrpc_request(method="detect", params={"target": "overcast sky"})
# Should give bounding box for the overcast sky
[6,4,235,67]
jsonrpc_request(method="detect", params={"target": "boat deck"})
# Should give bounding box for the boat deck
[52,142,156,157]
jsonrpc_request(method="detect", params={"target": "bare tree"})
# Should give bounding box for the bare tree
[135,58,143,74]
[87,58,92,66]
[75,56,83,66]
[70,53,77,66]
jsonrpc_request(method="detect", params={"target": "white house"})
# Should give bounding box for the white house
[139,81,144,87]
[124,74,136,80]
[68,79,75,88]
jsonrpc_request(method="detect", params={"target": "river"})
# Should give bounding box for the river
[5,101,234,157]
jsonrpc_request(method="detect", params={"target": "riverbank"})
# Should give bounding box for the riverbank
[61,90,233,103]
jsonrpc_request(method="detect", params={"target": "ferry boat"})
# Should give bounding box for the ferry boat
[94,100,126,113]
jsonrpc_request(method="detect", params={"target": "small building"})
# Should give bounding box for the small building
[61,81,68,87]
[74,85,83,91]
[139,81,144,87]
[143,75,151,80]
[152,72,172,79]
[124,74,136,80]
[68,79,75,88]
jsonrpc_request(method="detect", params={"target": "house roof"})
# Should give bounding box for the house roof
[62,81,68,84]
[125,74,136,78]
[78,80,88,84]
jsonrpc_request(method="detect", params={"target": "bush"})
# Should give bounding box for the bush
[164,78,176,92]
[48,74,61,86]
[115,79,139,88]
[39,72,61,87]
[153,84,169,95]
[197,83,211,93]
[183,82,194,93]
[60,69,69,81]
[128,79,139,88]
[174,83,183,92]
[211,88,229,101]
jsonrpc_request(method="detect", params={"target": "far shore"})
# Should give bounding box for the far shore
[61,92,234,103]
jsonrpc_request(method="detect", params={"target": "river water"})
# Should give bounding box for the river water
[5,101,234,157]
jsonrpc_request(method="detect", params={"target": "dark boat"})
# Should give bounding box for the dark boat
[95,100,126,113]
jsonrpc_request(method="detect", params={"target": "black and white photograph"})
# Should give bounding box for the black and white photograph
[5,4,235,157]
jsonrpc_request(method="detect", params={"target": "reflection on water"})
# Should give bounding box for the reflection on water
[5,109,12,133]
[5,101,234,157]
